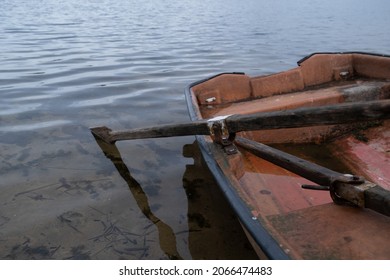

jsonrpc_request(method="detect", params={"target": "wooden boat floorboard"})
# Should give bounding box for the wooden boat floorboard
[267,203,390,259]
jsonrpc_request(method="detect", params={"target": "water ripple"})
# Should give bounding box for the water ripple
[0,0,390,260]
[0,103,42,116]
[0,120,72,132]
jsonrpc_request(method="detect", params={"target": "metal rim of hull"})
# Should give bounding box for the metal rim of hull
[297,51,390,65]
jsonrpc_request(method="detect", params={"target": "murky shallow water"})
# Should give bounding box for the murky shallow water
[1,0,389,259]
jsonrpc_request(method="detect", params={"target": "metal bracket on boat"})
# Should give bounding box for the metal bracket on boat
[339,71,351,80]
[207,115,237,155]
[329,174,377,208]
[303,174,373,207]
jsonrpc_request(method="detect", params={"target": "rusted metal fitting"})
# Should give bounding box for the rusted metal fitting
[207,115,231,142]
[330,174,375,207]
[207,115,237,154]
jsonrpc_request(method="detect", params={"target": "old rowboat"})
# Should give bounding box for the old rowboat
[91,52,390,259]
[184,52,390,259]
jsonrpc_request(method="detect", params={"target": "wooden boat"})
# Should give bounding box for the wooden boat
[184,52,390,259]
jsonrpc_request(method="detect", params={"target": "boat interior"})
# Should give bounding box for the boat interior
[189,53,390,259]
[191,53,390,182]
[193,53,390,121]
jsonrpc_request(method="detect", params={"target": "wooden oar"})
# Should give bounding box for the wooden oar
[235,136,390,217]
[91,100,390,144]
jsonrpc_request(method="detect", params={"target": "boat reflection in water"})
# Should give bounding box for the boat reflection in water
[93,135,258,259]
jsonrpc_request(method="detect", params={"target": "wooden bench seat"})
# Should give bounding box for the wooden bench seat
[202,80,390,144]
[206,80,390,117]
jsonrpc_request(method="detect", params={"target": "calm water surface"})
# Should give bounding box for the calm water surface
[1,0,389,259]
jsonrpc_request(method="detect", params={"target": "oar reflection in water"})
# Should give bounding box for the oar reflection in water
[93,136,182,260]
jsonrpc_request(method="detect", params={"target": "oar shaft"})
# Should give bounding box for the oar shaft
[235,136,340,186]
[109,121,209,142]
[364,186,390,217]
[227,100,390,132]
[91,100,390,143]
[90,121,210,143]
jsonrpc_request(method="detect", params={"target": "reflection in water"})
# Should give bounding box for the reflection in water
[93,136,258,259]
[182,142,258,259]
[93,136,182,259]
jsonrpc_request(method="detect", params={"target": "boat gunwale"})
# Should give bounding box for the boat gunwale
[297,51,390,65]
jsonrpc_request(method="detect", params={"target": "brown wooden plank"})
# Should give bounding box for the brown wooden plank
[267,203,390,259]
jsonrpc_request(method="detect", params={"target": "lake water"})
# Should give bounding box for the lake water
[1,0,389,259]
